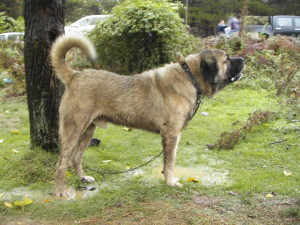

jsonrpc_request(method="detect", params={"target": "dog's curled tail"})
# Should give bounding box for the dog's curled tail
[51,35,97,87]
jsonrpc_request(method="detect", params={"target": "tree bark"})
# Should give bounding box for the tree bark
[24,0,65,152]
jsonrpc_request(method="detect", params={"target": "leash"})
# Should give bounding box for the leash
[86,150,163,175]
[180,62,203,119]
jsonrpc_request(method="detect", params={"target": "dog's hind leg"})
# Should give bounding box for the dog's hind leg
[71,124,96,183]
[161,126,182,187]
[55,140,78,197]
[55,115,93,197]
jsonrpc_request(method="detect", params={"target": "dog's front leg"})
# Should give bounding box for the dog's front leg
[161,127,182,187]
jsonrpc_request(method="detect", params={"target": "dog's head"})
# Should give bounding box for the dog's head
[199,49,244,95]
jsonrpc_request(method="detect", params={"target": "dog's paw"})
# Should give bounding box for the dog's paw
[55,188,69,197]
[81,176,95,183]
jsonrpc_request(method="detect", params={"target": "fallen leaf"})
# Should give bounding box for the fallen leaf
[126,166,131,169]
[283,170,292,176]
[187,177,199,183]
[43,199,51,203]
[265,194,274,198]
[4,202,14,208]
[11,130,20,134]
[66,171,72,177]
[227,191,239,196]
[123,127,132,131]
[12,149,19,153]
[14,197,33,207]
[290,92,296,98]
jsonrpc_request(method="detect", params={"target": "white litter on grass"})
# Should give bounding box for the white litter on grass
[0,140,4,143]
[102,160,112,163]
[201,112,209,116]
[132,169,144,177]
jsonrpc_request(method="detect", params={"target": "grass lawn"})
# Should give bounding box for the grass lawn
[0,86,299,224]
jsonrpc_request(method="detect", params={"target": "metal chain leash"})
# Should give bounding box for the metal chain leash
[85,150,163,175]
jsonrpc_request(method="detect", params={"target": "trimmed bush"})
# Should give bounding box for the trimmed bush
[89,0,202,74]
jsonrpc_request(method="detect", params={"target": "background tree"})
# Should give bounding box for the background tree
[0,0,23,19]
[174,0,299,36]
[264,0,300,15]
[65,0,120,23]
[23,0,65,152]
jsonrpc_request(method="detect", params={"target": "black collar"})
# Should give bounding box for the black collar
[180,62,203,123]
[180,62,201,95]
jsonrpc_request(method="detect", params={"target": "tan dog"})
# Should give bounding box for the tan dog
[51,35,244,196]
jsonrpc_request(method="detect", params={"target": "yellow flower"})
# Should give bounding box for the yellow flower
[187,177,199,183]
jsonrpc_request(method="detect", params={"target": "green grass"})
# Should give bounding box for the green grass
[0,87,299,224]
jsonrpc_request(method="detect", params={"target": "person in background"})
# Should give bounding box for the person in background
[217,20,228,34]
[228,15,241,36]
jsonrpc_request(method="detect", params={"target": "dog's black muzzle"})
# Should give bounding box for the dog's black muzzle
[225,57,245,84]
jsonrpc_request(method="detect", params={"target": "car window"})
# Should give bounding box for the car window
[77,18,90,26]
[0,35,6,41]
[276,18,293,27]
[295,18,300,27]
[7,34,18,41]
[78,17,103,26]
[89,18,104,25]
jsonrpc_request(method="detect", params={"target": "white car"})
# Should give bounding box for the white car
[0,32,24,42]
[65,15,110,35]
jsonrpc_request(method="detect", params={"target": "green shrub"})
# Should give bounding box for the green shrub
[89,0,202,74]
[0,12,24,33]
[0,41,25,96]
[215,35,245,55]
[214,35,300,98]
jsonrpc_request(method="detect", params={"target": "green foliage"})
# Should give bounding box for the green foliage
[0,41,25,96]
[248,0,274,16]
[242,36,300,96]
[189,0,240,29]
[215,35,245,55]
[214,34,300,121]
[11,16,24,32]
[0,88,299,224]
[65,0,119,23]
[0,11,13,32]
[0,0,23,19]
[0,12,24,33]
[243,15,269,26]
[210,34,300,104]
[89,0,202,74]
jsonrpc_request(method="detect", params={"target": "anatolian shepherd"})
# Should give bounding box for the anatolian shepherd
[51,35,244,196]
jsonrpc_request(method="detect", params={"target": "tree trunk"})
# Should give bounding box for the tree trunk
[23,0,65,152]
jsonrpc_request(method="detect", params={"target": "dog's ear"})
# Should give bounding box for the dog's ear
[200,59,218,84]
[175,52,185,63]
